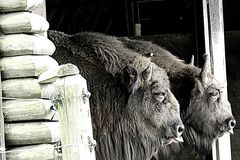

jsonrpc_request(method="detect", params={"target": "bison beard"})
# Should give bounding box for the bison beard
[48,31,184,160]
[119,37,236,159]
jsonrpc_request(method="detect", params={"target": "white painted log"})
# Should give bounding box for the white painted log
[0,0,43,12]
[6,144,61,160]
[2,78,58,99]
[54,74,96,160]
[2,78,41,99]
[3,99,56,122]
[0,12,49,34]
[5,122,60,146]
[0,55,58,79]
[38,63,79,84]
[0,34,55,57]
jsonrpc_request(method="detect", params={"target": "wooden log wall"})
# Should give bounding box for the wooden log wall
[0,0,59,159]
[0,1,96,159]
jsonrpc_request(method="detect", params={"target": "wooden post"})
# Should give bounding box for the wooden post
[0,72,6,160]
[202,0,232,160]
[133,1,141,37]
[54,74,96,160]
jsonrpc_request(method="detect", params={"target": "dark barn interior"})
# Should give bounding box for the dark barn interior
[46,0,240,159]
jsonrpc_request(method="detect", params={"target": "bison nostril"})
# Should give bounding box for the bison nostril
[226,118,236,129]
[229,119,236,128]
[174,124,184,136]
[178,126,184,133]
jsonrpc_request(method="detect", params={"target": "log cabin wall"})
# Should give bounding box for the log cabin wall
[0,1,60,159]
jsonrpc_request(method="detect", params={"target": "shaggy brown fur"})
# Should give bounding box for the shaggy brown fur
[119,37,236,159]
[48,31,184,160]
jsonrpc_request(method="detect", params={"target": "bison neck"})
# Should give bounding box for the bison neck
[95,114,158,160]
[158,125,214,160]
[181,124,214,158]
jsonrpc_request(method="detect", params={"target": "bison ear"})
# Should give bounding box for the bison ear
[142,64,153,82]
[192,78,204,96]
[122,65,139,94]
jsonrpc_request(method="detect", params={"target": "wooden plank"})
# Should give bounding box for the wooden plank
[3,99,56,122]
[0,34,55,57]
[0,55,58,79]
[54,74,96,160]
[5,122,59,146]
[0,12,49,34]
[6,144,60,160]
[202,0,232,160]
[0,0,43,13]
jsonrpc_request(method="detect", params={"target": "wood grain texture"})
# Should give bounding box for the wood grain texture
[0,12,49,34]
[0,34,55,57]
[0,55,58,79]
[5,122,59,146]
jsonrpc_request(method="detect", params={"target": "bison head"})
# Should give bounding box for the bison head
[183,55,236,155]
[122,62,184,148]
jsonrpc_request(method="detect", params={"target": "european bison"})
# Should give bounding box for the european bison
[119,37,236,159]
[48,31,184,160]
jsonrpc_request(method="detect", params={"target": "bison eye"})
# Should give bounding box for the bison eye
[208,90,219,100]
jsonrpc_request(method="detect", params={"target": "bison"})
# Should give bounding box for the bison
[48,31,184,160]
[119,37,236,159]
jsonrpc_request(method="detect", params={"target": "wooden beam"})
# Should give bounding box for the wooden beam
[0,72,6,160]
[202,0,232,160]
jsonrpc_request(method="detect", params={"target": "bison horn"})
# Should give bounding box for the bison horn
[142,64,153,81]
[200,54,211,85]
